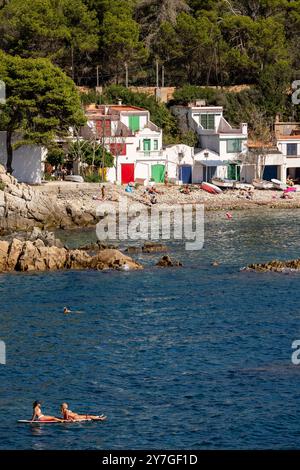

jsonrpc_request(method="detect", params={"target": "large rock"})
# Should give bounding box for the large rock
[246,258,300,273]
[66,249,92,270]
[0,240,9,271]
[156,255,182,267]
[29,226,64,248]
[142,242,168,253]
[0,239,142,272]
[91,249,143,270]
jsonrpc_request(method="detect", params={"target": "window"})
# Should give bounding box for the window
[287,143,298,156]
[143,139,151,151]
[153,140,158,151]
[200,114,215,130]
[226,139,243,153]
[128,115,140,132]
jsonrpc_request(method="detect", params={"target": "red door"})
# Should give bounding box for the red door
[121,163,134,184]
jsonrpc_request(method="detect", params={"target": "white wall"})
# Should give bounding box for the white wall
[0,131,43,184]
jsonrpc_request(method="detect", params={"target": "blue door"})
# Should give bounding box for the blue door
[180,165,192,184]
[263,165,278,181]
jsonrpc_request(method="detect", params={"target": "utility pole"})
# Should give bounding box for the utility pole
[101,117,106,182]
[71,45,75,82]
[125,62,128,88]
[162,65,165,88]
[156,59,159,88]
[96,65,100,88]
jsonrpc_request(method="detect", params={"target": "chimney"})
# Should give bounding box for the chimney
[241,123,248,135]
[118,99,122,106]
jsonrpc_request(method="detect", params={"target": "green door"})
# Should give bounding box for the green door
[228,164,240,180]
[151,164,165,183]
[129,115,140,132]
[143,139,151,151]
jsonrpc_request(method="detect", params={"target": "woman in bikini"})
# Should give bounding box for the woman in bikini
[60,403,106,421]
[31,401,63,422]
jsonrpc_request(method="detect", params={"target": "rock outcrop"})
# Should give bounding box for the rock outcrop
[0,236,142,273]
[156,255,182,267]
[245,259,300,273]
[0,165,98,233]
[142,242,168,253]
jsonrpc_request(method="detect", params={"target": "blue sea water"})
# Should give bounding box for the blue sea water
[1,208,300,449]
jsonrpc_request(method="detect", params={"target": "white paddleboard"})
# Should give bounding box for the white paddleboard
[17,419,91,424]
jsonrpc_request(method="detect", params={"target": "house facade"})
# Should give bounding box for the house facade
[82,104,165,184]
[0,131,47,184]
[82,104,198,185]
[275,118,300,182]
[188,102,248,181]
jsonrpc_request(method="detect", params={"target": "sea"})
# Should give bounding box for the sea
[1,208,300,449]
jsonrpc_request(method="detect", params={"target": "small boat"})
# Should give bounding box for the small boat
[201,182,222,194]
[211,178,236,188]
[65,175,84,183]
[252,179,273,190]
[271,178,287,190]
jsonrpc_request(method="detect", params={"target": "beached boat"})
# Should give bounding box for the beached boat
[65,175,84,183]
[271,178,287,190]
[211,178,236,188]
[201,182,222,194]
[252,179,273,190]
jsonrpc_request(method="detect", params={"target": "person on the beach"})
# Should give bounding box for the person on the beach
[31,401,62,422]
[246,187,254,200]
[60,403,106,421]
[63,307,71,314]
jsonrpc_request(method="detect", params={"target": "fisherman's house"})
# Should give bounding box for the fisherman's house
[0,131,47,184]
[172,101,248,183]
[81,103,195,185]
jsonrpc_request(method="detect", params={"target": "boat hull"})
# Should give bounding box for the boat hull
[201,182,222,194]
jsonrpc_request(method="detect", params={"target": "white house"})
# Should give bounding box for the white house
[162,144,194,183]
[245,119,300,184]
[187,102,248,181]
[275,119,300,183]
[82,104,194,185]
[0,131,47,184]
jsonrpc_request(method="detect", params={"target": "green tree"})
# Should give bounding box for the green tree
[136,0,190,46]
[0,52,86,173]
[100,5,147,84]
[0,0,99,82]
[68,140,114,167]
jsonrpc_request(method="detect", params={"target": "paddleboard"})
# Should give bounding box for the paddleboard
[18,419,92,424]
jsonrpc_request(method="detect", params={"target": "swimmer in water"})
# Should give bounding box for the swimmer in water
[63,307,71,314]
[31,401,63,422]
[60,403,107,421]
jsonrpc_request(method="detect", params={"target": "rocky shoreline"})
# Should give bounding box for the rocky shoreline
[0,226,184,273]
[1,164,300,235]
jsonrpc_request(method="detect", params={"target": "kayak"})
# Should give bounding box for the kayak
[201,182,222,194]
